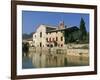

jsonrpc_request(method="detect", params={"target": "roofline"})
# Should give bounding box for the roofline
[46,26,79,33]
[36,24,57,31]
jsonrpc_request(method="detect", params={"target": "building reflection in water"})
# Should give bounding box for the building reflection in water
[22,50,89,69]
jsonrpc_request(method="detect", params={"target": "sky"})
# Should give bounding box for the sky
[22,11,89,34]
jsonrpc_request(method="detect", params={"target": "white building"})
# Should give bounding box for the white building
[33,21,66,47]
[23,38,33,47]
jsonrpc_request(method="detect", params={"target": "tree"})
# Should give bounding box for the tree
[79,18,87,41]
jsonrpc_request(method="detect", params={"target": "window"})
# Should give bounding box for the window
[49,38,51,42]
[61,36,63,41]
[40,42,42,47]
[47,44,49,47]
[61,44,63,47]
[46,38,48,42]
[50,44,53,47]
[40,32,42,37]
[35,35,36,37]
[56,37,58,41]
[53,38,55,41]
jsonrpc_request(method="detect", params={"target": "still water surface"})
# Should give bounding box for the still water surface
[22,51,89,69]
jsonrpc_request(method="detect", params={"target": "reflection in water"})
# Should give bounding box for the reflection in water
[22,50,89,69]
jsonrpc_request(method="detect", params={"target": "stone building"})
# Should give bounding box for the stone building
[23,38,33,47]
[33,21,80,48]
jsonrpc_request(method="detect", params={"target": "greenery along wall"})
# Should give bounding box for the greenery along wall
[64,18,89,44]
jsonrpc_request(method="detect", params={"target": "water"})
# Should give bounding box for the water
[22,49,89,69]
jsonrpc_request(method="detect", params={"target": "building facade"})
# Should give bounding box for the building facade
[33,21,80,48]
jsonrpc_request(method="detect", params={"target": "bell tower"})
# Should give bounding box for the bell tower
[58,21,65,29]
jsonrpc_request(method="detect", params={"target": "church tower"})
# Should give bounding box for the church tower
[58,21,65,29]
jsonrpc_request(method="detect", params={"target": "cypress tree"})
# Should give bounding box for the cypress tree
[79,18,87,41]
